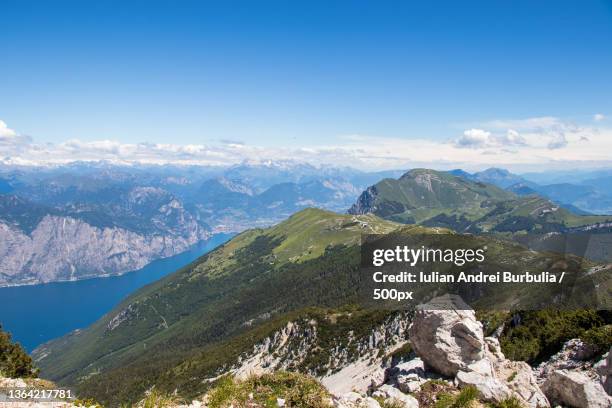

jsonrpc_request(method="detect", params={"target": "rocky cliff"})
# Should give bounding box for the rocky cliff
[0,191,210,287]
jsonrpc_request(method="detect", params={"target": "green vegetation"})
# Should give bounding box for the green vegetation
[475,310,510,337]
[433,386,479,408]
[488,397,525,408]
[0,325,37,378]
[73,398,103,408]
[140,389,180,408]
[207,372,332,408]
[373,396,405,408]
[499,309,611,363]
[351,169,514,224]
[351,169,611,233]
[415,380,455,408]
[32,208,611,405]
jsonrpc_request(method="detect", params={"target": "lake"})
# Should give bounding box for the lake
[0,234,231,351]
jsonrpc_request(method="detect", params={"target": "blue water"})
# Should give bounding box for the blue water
[0,234,231,351]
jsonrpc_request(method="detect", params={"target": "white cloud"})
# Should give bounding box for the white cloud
[594,113,605,122]
[1,117,612,171]
[454,128,491,148]
[453,128,526,149]
[0,120,17,138]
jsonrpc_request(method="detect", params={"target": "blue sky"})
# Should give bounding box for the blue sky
[1,0,612,170]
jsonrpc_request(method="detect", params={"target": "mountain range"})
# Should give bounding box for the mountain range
[452,167,612,216]
[1,162,610,287]
[350,168,611,235]
[0,162,401,286]
[31,206,611,405]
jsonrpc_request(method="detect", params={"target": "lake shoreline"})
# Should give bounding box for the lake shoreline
[0,236,231,289]
[0,233,232,351]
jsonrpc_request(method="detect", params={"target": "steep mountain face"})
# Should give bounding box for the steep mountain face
[32,208,611,405]
[0,162,400,286]
[0,191,210,287]
[350,169,611,233]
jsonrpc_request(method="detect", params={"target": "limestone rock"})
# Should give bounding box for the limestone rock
[594,347,611,395]
[542,369,612,408]
[484,336,549,408]
[372,384,419,408]
[334,392,381,408]
[456,370,512,402]
[535,339,601,383]
[408,295,485,377]
[387,358,444,394]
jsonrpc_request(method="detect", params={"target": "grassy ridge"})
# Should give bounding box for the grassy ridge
[351,169,611,232]
[32,208,612,406]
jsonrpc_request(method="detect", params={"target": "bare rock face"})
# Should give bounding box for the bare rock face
[408,296,549,407]
[388,358,430,394]
[455,370,512,401]
[484,337,549,408]
[371,384,419,408]
[594,347,612,395]
[542,369,612,408]
[0,214,209,287]
[408,295,485,377]
[535,338,602,382]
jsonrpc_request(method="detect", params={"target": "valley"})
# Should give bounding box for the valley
[30,207,611,406]
[1,163,611,407]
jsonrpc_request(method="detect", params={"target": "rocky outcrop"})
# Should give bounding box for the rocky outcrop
[535,339,612,405]
[535,338,601,382]
[408,295,485,377]
[372,384,419,408]
[595,347,611,395]
[347,186,378,215]
[408,295,549,407]
[483,337,549,408]
[232,320,319,379]
[229,313,411,395]
[542,369,612,408]
[0,214,209,287]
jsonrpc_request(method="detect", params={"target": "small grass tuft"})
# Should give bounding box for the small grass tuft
[140,389,179,408]
[489,396,525,408]
[432,386,479,408]
[207,371,332,408]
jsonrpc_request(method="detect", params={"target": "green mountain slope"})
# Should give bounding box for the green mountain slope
[32,208,611,406]
[348,169,515,223]
[349,169,611,232]
[32,209,400,402]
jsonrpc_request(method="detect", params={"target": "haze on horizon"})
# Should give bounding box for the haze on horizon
[1,0,612,171]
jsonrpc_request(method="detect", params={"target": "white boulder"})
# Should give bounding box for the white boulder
[542,369,612,408]
[408,295,485,377]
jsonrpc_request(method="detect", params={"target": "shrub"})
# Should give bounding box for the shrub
[500,310,609,363]
[0,325,37,378]
[581,325,612,355]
